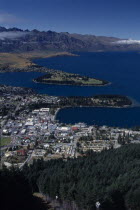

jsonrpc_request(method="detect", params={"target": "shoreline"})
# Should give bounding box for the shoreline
[1,84,138,129]
[54,103,134,121]
[54,104,139,128]
[0,84,133,109]
[0,69,109,87]
[0,51,78,73]
[30,51,79,60]
[0,51,109,87]
[54,108,61,120]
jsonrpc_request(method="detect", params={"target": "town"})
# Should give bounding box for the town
[0,87,140,169]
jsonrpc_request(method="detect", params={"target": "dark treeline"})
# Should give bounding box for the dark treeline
[21,144,140,210]
[58,95,132,107]
[94,95,132,106]
[0,167,49,210]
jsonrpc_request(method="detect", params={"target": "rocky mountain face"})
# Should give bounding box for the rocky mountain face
[0,26,139,52]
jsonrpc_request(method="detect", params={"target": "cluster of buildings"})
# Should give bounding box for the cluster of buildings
[1,93,140,168]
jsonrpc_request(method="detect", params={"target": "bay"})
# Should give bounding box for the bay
[0,52,140,127]
[56,107,140,128]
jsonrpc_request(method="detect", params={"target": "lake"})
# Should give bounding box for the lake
[0,52,140,127]
[56,107,140,128]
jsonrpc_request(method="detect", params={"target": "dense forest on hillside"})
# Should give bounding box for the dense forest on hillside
[0,167,48,210]
[22,144,140,210]
[1,144,140,210]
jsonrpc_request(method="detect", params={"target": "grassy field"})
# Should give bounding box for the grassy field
[0,137,11,147]
[0,51,76,70]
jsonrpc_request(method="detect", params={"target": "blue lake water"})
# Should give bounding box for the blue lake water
[56,107,140,128]
[0,52,140,127]
[34,52,140,101]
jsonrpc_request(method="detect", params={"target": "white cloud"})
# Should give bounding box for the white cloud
[0,31,29,40]
[0,13,20,24]
[113,39,140,45]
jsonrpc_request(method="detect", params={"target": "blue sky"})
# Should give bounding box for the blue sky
[0,0,140,39]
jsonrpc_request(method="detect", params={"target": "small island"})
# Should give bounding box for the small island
[33,71,108,86]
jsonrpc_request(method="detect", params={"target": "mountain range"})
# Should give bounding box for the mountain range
[0,26,140,52]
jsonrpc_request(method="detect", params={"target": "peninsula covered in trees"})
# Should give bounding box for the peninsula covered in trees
[57,95,132,108]
[27,95,132,112]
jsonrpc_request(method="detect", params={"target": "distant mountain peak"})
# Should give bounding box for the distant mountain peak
[0,26,140,52]
[0,26,7,32]
[0,26,23,32]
